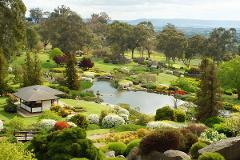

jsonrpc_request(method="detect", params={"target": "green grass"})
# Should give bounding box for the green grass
[60,99,109,115]
[157,73,178,86]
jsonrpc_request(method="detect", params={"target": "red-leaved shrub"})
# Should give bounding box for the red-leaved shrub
[54,121,70,130]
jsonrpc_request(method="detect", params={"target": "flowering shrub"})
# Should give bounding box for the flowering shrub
[136,128,150,137]
[200,129,226,143]
[39,119,56,129]
[54,121,70,130]
[119,114,129,121]
[87,114,100,124]
[67,122,77,127]
[102,114,125,128]
[232,105,240,112]
[0,120,3,131]
[147,121,186,129]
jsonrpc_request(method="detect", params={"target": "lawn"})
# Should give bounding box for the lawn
[60,99,109,115]
[157,73,178,86]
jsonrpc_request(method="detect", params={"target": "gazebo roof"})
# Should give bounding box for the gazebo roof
[14,85,64,102]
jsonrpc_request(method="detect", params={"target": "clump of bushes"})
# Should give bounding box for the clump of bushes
[155,106,175,121]
[78,57,94,70]
[38,110,62,121]
[87,114,100,125]
[139,129,182,155]
[102,114,125,128]
[30,127,103,160]
[69,114,89,129]
[198,152,225,160]
[108,142,127,156]
[199,129,226,143]
[190,142,208,159]
[4,102,17,113]
[203,117,224,128]
[185,123,207,136]
[54,121,70,130]
[155,106,186,122]
[171,77,199,93]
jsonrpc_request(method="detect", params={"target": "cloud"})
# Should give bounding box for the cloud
[22,0,240,20]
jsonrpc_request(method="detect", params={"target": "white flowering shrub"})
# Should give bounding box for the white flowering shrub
[0,120,3,131]
[66,114,75,121]
[67,122,77,127]
[147,121,186,129]
[39,119,56,129]
[102,114,125,128]
[119,114,129,121]
[87,114,100,124]
[112,106,129,116]
[200,129,227,143]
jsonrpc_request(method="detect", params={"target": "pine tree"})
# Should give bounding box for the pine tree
[0,50,8,95]
[196,58,222,121]
[66,54,79,90]
[22,52,42,86]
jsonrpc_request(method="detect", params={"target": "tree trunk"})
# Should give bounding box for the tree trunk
[238,89,240,100]
[131,49,134,59]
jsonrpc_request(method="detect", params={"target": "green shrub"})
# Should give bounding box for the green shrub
[7,117,25,132]
[223,102,233,110]
[174,109,186,122]
[171,77,199,93]
[125,139,141,156]
[139,129,182,155]
[4,102,17,113]
[200,129,226,143]
[30,127,103,160]
[113,124,144,132]
[155,106,175,121]
[198,152,225,160]
[108,142,127,156]
[180,128,198,152]
[214,124,235,137]
[204,117,224,128]
[38,110,62,121]
[70,114,89,129]
[80,80,93,90]
[190,142,208,159]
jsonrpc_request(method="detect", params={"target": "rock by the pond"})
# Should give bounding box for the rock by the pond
[105,151,116,158]
[199,137,240,160]
[118,80,133,89]
[163,150,191,160]
[81,77,93,82]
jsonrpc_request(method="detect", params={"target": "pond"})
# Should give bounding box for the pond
[88,81,185,114]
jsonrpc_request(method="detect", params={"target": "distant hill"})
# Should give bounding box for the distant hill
[123,18,240,29]
[118,18,240,39]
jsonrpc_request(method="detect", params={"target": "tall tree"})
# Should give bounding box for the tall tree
[196,58,222,121]
[183,35,206,67]
[206,28,237,61]
[66,54,79,90]
[39,6,91,54]
[0,0,26,59]
[107,21,132,59]
[157,24,187,64]
[29,8,43,23]
[218,56,240,99]
[22,52,42,86]
[26,27,40,50]
[0,50,8,95]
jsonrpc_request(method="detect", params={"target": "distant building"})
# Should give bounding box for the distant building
[14,85,64,113]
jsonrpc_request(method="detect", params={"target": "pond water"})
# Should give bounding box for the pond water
[88,81,185,114]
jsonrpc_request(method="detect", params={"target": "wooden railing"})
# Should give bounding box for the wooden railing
[14,130,39,142]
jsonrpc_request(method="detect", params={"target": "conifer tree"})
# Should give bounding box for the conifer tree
[196,58,222,121]
[66,54,79,90]
[0,50,8,95]
[22,52,42,86]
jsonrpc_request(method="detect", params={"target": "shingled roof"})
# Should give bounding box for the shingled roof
[14,85,64,101]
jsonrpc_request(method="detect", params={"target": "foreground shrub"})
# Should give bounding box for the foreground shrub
[139,129,182,155]
[190,142,208,159]
[102,114,125,128]
[174,108,186,122]
[70,114,89,129]
[180,128,198,152]
[108,142,127,156]
[155,106,175,121]
[214,124,235,137]
[198,152,225,160]
[125,139,141,156]
[54,121,70,130]
[30,127,103,160]
[0,138,35,160]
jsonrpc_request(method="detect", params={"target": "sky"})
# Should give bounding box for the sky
[22,0,240,20]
